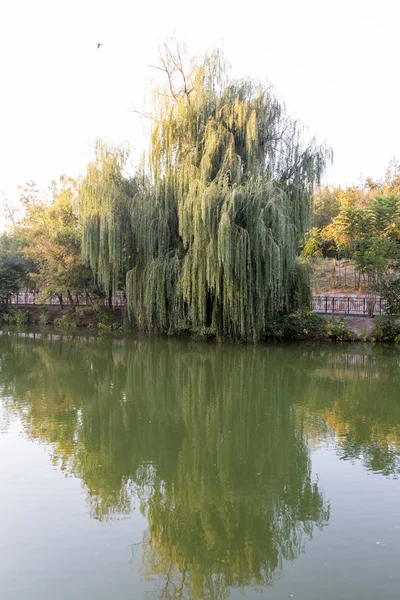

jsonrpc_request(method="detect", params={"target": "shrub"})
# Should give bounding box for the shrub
[325,318,355,342]
[1,309,32,326]
[54,313,77,330]
[75,303,117,328]
[39,306,50,326]
[51,303,122,330]
[371,317,400,342]
[277,312,355,342]
[281,311,327,340]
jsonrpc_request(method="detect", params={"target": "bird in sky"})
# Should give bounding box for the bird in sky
[97,43,103,49]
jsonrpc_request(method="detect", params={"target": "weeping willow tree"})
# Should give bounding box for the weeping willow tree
[81,46,330,340]
[126,46,330,340]
[79,140,134,300]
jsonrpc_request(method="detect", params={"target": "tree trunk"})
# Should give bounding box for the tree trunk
[67,290,75,310]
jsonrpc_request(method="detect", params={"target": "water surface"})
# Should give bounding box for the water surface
[1,331,400,599]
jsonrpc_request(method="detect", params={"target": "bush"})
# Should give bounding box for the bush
[75,303,117,328]
[39,306,50,326]
[54,313,77,330]
[377,277,400,316]
[325,318,355,342]
[1,309,32,326]
[51,303,123,330]
[274,312,355,342]
[281,311,327,340]
[371,317,400,342]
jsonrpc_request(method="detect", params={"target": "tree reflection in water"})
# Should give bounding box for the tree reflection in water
[2,334,398,597]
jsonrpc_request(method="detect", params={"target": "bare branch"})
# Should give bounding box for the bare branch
[128,109,160,123]
[159,48,179,103]
[147,64,167,73]
[174,45,192,104]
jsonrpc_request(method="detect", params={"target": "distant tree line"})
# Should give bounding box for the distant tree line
[304,159,400,314]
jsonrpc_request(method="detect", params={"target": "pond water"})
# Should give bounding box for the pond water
[1,331,400,599]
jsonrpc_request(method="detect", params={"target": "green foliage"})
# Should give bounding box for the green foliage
[280,311,327,339]
[303,227,338,259]
[53,304,122,330]
[0,233,28,302]
[377,275,400,316]
[305,165,400,264]
[2,47,330,342]
[277,312,354,341]
[17,176,94,305]
[335,196,400,262]
[1,308,32,326]
[54,313,77,330]
[39,307,50,327]
[78,47,328,341]
[341,198,400,307]
[75,303,119,328]
[309,191,400,303]
[96,321,122,331]
[325,318,355,342]
[313,185,341,229]
[371,317,400,343]
[79,141,134,297]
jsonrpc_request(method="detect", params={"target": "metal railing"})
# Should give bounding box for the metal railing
[4,292,386,315]
[312,295,385,316]
[6,292,126,307]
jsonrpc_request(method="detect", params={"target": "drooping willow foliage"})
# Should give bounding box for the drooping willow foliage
[79,141,134,297]
[81,48,330,340]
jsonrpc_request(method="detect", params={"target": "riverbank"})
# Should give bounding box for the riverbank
[0,304,124,330]
[1,305,399,342]
[324,315,375,339]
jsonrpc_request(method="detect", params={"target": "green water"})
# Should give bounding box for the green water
[0,332,400,599]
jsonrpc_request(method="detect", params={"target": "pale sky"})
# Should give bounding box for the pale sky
[1,0,400,229]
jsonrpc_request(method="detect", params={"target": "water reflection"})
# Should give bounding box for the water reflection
[1,333,399,597]
[302,345,400,476]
